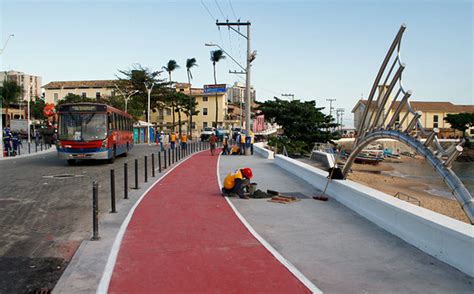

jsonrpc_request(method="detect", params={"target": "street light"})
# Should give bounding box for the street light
[144,81,155,145]
[0,33,15,158]
[114,84,138,113]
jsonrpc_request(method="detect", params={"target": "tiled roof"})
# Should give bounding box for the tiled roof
[356,99,474,113]
[42,80,117,89]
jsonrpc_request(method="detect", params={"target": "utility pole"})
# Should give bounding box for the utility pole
[281,93,295,100]
[216,20,254,155]
[144,82,155,145]
[229,71,246,129]
[0,34,14,158]
[326,98,336,117]
[336,108,345,132]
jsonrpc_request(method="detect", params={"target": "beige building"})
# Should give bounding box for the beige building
[151,83,235,137]
[227,81,256,104]
[42,80,116,104]
[0,70,42,101]
[352,98,474,138]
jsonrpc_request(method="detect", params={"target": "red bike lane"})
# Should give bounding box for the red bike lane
[108,151,311,293]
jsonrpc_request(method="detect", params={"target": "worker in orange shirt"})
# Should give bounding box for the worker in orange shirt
[181,133,187,150]
[222,167,253,199]
[170,132,177,149]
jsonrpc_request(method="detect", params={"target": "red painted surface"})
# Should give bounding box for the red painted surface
[108,152,311,293]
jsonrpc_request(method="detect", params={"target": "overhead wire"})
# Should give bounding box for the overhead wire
[214,0,226,19]
[201,0,216,21]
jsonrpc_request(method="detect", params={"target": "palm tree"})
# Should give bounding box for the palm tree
[0,80,22,127]
[162,60,180,132]
[186,57,198,137]
[210,50,225,128]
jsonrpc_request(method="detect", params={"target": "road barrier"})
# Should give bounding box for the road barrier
[151,153,155,177]
[110,169,116,213]
[91,181,100,241]
[124,163,128,199]
[144,156,148,183]
[134,159,139,189]
[164,150,167,169]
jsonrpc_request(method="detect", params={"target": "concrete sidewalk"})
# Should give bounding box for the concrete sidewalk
[219,154,474,293]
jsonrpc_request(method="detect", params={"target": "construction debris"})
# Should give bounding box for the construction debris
[268,195,300,204]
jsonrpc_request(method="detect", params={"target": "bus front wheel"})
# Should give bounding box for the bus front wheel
[67,159,76,166]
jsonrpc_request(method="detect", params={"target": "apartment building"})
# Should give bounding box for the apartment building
[0,70,42,101]
[42,80,116,104]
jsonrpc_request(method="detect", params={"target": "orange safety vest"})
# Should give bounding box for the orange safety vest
[240,134,246,144]
[170,134,176,142]
[181,135,187,142]
[224,169,243,189]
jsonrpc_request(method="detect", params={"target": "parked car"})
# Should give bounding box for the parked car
[200,127,215,141]
[215,128,230,141]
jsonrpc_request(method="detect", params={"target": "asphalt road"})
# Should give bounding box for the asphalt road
[0,144,164,293]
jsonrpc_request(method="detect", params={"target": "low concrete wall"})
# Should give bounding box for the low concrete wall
[254,142,274,159]
[274,154,474,277]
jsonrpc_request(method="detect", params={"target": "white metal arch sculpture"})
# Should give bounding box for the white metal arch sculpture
[342,24,474,224]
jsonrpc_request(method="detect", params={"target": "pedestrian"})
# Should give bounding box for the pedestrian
[250,130,255,155]
[170,132,177,149]
[222,135,229,155]
[209,133,218,156]
[3,128,13,156]
[181,133,187,150]
[221,167,253,199]
[239,131,246,155]
[34,128,40,146]
[159,131,165,151]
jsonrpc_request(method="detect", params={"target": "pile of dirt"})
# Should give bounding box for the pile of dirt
[250,189,271,199]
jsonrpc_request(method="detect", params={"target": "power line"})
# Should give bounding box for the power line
[214,0,226,19]
[228,0,238,19]
[201,0,216,21]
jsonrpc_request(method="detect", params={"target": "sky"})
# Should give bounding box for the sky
[0,0,472,126]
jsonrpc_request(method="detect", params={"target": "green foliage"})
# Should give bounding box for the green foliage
[444,113,474,138]
[267,136,308,156]
[0,80,22,106]
[210,50,225,64]
[30,99,46,120]
[162,60,180,79]
[260,98,339,153]
[116,64,169,119]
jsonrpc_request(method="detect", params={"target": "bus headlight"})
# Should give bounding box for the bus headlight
[101,139,108,148]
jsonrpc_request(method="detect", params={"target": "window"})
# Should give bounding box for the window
[54,93,59,103]
[166,108,171,116]
[96,92,101,99]
[202,96,208,102]
[470,129,474,135]
[191,122,196,129]
[180,88,185,92]
[203,108,208,115]
[433,115,439,128]
[203,122,208,128]
[82,92,87,98]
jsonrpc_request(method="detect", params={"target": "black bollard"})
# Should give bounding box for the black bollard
[158,151,162,173]
[151,153,155,177]
[41,142,43,151]
[163,150,167,169]
[172,148,175,164]
[168,148,171,166]
[17,144,20,155]
[144,156,148,183]
[110,169,116,213]
[35,142,38,152]
[91,181,100,240]
[28,142,31,154]
[124,163,128,199]
[134,159,139,189]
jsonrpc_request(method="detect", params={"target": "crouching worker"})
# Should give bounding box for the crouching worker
[222,167,253,199]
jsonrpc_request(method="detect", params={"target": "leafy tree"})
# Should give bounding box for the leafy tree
[210,50,225,128]
[30,98,46,120]
[116,64,168,120]
[163,60,180,131]
[0,80,22,126]
[186,57,198,136]
[259,98,338,154]
[444,113,474,139]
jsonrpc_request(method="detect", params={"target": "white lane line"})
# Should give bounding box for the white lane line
[96,151,201,294]
[216,154,322,294]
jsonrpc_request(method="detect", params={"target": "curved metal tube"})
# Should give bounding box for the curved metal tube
[342,130,474,224]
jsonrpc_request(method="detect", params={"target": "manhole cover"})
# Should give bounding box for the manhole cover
[43,174,84,179]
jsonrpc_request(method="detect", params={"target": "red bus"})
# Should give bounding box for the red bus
[57,103,134,165]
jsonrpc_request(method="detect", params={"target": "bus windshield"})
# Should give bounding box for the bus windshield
[59,112,108,141]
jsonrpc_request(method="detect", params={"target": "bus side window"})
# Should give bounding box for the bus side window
[108,113,113,131]
[113,113,118,130]
[120,116,124,131]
